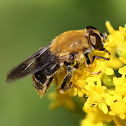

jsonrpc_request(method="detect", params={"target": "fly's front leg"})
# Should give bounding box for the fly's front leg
[84,50,110,65]
[84,51,110,75]
[92,55,110,63]
[92,48,110,63]
[91,55,110,75]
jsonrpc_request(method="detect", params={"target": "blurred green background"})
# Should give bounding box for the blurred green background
[0,0,126,126]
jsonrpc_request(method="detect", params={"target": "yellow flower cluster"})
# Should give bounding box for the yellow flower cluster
[49,21,126,126]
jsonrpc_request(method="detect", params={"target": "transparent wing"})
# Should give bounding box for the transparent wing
[6,43,60,83]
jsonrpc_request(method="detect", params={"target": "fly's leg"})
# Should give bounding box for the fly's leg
[59,61,80,93]
[92,55,110,63]
[59,64,73,93]
[59,51,80,93]
[84,52,110,75]
[84,53,91,65]
[84,50,110,65]
[100,48,110,55]
[92,48,110,63]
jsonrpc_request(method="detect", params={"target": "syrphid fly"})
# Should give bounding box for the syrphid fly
[6,26,110,97]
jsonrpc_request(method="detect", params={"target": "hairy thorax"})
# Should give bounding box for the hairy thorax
[51,30,90,57]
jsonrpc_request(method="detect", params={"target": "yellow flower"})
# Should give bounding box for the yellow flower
[113,116,126,126]
[113,75,126,96]
[118,66,126,75]
[119,57,126,64]
[84,77,108,114]
[109,97,126,119]
[104,67,114,75]
[48,92,76,110]
[81,107,112,126]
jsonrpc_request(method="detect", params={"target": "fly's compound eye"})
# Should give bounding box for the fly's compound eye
[89,32,103,49]
[86,26,97,31]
